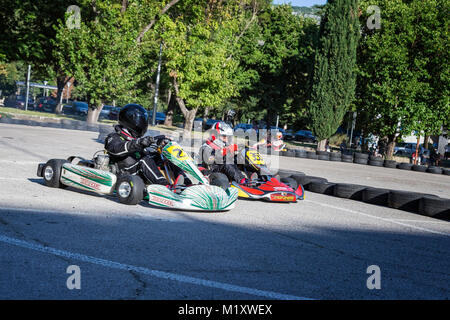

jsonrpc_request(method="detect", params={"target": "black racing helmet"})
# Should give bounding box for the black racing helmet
[118,104,149,138]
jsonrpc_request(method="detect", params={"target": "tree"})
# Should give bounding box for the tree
[0,0,86,110]
[356,0,449,158]
[54,0,142,123]
[308,0,359,151]
[156,0,242,134]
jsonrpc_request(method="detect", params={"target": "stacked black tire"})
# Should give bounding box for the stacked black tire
[281,169,450,221]
[353,152,369,165]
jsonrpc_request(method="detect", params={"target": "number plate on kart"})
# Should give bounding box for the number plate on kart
[246,150,265,165]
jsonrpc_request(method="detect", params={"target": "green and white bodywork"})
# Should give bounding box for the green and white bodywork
[40,140,238,211]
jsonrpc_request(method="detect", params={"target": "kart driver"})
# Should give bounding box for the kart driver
[199,122,246,183]
[105,103,171,185]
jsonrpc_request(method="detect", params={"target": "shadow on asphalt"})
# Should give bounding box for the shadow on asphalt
[0,203,449,300]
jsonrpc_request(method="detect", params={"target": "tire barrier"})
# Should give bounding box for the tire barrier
[306,151,318,159]
[397,163,413,170]
[284,173,449,220]
[362,187,390,206]
[368,159,384,167]
[354,158,369,165]
[427,166,443,174]
[295,149,307,158]
[411,164,427,172]
[284,149,448,175]
[308,181,336,195]
[277,169,304,179]
[291,175,327,189]
[329,153,342,162]
[388,191,435,213]
[419,196,450,219]
[383,160,397,168]
[317,153,330,161]
[333,183,367,200]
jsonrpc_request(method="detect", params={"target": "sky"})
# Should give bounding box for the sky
[273,0,327,7]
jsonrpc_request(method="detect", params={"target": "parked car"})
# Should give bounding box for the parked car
[294,130,316,143]
[234,123,253,133]
[394,142,417,156]
[284,129,295,141]
[108,106,121,120]
[73,101,89,116]
[99,105,115,119]
[155,112,166,124]
[4,95,35,110]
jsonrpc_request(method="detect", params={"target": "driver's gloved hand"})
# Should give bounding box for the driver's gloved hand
[137,135,155,148]
[154,135,170,146]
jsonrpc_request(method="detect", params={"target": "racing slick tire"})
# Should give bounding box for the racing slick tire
[280,177,298,190]
[116,174,145,205]
[42,159,69,189]
[209,172,230,190]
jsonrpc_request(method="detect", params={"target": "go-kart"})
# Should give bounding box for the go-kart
[37,140,238,211]
[200,146,304,203]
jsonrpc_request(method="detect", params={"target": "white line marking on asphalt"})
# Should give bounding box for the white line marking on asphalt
[391,219,450,225]
[0,233,312,300]
[304,199,450,237]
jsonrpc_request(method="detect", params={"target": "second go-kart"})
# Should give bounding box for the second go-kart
[200,145,304,203]
[37,140,238,211]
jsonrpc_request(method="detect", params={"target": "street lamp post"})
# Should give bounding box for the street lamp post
[152,42,163,126]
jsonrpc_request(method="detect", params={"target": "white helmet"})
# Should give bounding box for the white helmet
[213,122,233,137]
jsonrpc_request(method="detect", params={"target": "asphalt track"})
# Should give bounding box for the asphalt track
[0,123,449,300]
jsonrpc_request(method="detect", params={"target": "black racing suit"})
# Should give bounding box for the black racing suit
[104,125,169,185]
[199,138,245,182]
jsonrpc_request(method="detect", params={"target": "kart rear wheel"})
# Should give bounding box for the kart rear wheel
[280,177,298,190]
[42,159,68,188]
[209,172,230,190]
[116,175,145,205]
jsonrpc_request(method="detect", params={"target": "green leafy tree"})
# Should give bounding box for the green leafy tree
[356,0,449,158]
[54,0,142,123]
[309,0,359,151]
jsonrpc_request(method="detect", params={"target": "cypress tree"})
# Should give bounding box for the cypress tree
[309,0,359,150]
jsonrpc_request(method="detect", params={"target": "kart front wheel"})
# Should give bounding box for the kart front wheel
[42,159,68,188]
[116,175,145,205]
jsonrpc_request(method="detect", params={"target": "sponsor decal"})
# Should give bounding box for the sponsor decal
[80,177,101,191]
[270,193,295,202]
[273,187,291,191]
[150,195,174,207]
